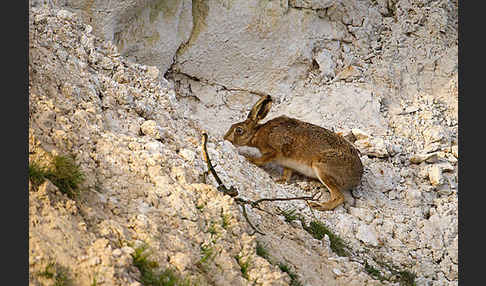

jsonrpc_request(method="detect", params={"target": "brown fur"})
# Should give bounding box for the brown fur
[224,95,363,211]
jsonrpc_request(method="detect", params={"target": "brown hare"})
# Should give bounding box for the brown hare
[223,95,363,211]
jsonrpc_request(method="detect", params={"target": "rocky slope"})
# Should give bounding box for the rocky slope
[29,1,458,286]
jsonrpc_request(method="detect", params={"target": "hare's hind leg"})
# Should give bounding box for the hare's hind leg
[308,165,344,211]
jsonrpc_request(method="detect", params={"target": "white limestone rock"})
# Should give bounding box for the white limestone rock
[356,223,379,247]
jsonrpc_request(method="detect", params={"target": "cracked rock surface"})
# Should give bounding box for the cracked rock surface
[29,1,457,285]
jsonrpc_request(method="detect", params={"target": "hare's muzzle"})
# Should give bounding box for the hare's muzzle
[223,131,233,143]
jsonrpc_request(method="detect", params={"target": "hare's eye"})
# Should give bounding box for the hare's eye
[235,127,244,135]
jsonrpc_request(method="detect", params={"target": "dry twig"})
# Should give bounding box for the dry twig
[201,133,238,197]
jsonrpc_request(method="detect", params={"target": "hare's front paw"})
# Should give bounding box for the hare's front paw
[274,177,288,184]
[243,155,265,166]
[243,155,258,165]
[274,167,292,184]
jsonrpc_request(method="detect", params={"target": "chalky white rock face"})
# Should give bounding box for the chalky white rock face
[29,7,287,286]
[29,1,457,286]
[32,0,194,77]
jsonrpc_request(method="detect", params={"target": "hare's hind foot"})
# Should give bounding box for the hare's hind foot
[275,167,292,184]
[310,165,345,211]
[308,196,344,211]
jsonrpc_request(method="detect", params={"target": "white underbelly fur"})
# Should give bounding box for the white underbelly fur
[275,158,317,179]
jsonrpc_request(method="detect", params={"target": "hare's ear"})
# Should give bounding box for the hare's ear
[247,95,272,122]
